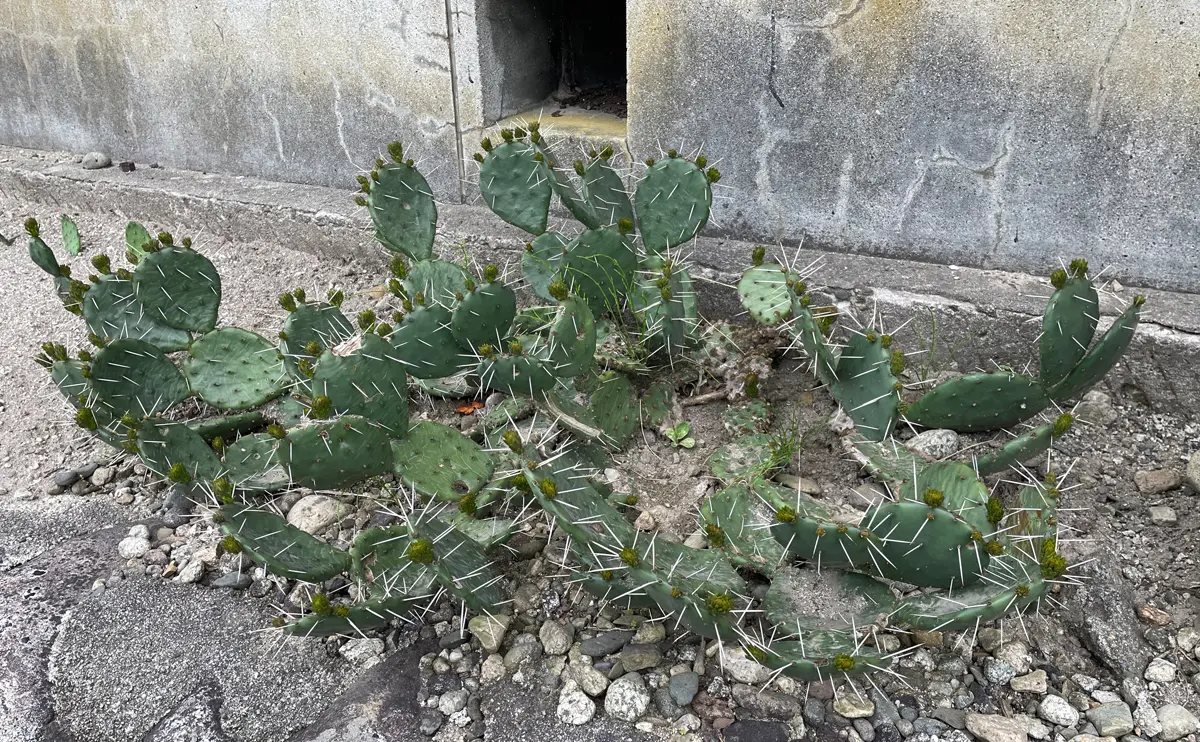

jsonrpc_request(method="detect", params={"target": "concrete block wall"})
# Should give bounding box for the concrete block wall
[2,0,1198,293]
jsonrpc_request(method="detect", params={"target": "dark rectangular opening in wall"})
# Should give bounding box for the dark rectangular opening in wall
[480,0,627,124]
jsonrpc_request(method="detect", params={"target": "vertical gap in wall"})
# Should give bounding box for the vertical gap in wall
[445,0,467,203]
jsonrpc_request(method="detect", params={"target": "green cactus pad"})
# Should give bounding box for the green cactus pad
[136,419,224,484]
[634,157,712,254]
[273,396,308,428]
[895,556,1047,631]
[220,504,350,582]
[906,372,1048,433]
[752,632,893,681]
[700,479,788,575]
[133,247,221,332]
[709,433,778,482]
[479,140,550,235]
[282,592,430,637]
[451,280,517,351]
[1039,276,1100,389]
[188,412,266,443]
[222,433,290,491]
[589,373,639,447]
[90,338,191,417]
[522,232,571,301]
[28,235,59,276]
[403,259,470,309]
[641,380,676,428]
[792,301,840,387]
[280,302,355,386]
[737,264,794,327]
[61,215,81,256]
[563,228,637,314]
[279,416,393,490]
[349,525,440,599]
[546,296,597,378]
[849,434,930,483]
[125,221,153,260]
[582,157,634,228]
[862,487,992,589]
[82,277,192,352]
[761,565,896,630]
[390,421,495,501]
[408,513,507,615]
[723,399,772,436]
[527,141,602,230]
[448,513,515,550]
[312,333,409,436]
[974,421,1058,476]
[1047,302,1142,402]
[477,353,558,397]
[832,331,900,441]
[368,161,437,261]
[633,257,699,362]
[183,327,286,410]
[49,361,124,446]
[389,304,469,379]
[895,461,992,533]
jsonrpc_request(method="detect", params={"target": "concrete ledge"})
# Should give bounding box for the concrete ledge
[3,144,1197,417]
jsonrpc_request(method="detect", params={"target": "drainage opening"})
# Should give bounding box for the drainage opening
[478,0,627,124]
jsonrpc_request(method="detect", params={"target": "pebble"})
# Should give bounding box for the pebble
[994,641,1032,675]
[503,634,542,670]
[418,709,443,736]
[1186,451,1200,492]
[834,694,875,719]
[669,671,700,706]
[632,621,666,644]
[114,488,135,505]
[1038,695,1080,727]
[1134,701,1162,738]
[479,653,505,684]
[53,469,80,487]
[1010,669,1048,693]
[1072,674,1102,693]
[211,572,251,589]
[82,151,112,169]
[580,629,634,657]
[90,466,114,486]
[557,688,596,725]
[438,689,469,715]
[620,644,662,672]
[984,658,1016,685]
[178,559,204,583]
[117,536,151,559]
[1143,658,1176,682]
[571,663,610,697]
[341,638,385,667]
[467,614,510,653]
[605,672,651,722]
[719,645,772,685]
[966,713,1029,742]
[1148,506,1177,525]
[1133,469,1183,494]
[1137,604,1172,626]
[1086,702,1134,737]
[731,684,803,720]
[286,494,344,534]
[539,621,573,656]
[1156,704,1199,741]
[633,511,655,530]
[907,429,960,459]
[853,718,876,742]
[1177,627,1199,654]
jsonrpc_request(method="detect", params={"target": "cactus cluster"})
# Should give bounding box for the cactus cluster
[24,132,1137,682]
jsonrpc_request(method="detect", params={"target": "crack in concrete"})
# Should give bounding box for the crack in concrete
[1088,0,1134,136]
[329,76,360,171]
[768,5,785,108]
[262,95,286,163]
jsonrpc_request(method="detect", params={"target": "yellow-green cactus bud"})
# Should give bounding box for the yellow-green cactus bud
[508,339,523,355]
[775,506,797,523]
[296,358,314,378]
[1014,583,1030,597]
[923,488,944,508]
[75,407,98,431]
[303,341,321,357]
[1068,258,1088,278]
[667,149,678,158]
[745,371,759,399]
[480,137,493,152]
[601,569,614,581]
[985,539,1005,555]
[500,128,514,142]
[619,547,640,568]
[279,293,297,312]
[478,343,496,359]
[387,141,404,162]
[890,350,905,376]
[548,280,569,301]
[1133,295,1146,308]
[833,653,856,672]
[573,160,585,177]
[328,289,345,307]
[355,195,368,206]
[704,523,726,547]
[406,538,435,564]
[357,175,371,193]
[458,493,477,516]
[705,593,733,616]
[706,167,721,183]
[695,155,707,168]
[167,463,191,483]
[539,478,557,499]
[510,472,530,492]
[90,254,111,274]
[157,231,174,246]
[624,495,639,506]
[115,267,132,280]
[311,593,332,615]
[1052,413,1074,437]
[220,534,242,554]
[357,309,376,330]
[390,255,408,279]
[617,217,634,234]
[1050,268,1067,290]
[751,245,765,266]
[413,291,425,306]
[866,331,878,343]
[267,424,286,439]
[473,152,485,163]
[483,265,499,283]
[213,477,234,502]
[333,604,350,617]
[645,158,656,166]
[24,217,40,237]
[310,395,333,419]
[880,334,893,349]
[986,496,1004,525]
[1040,538,1067,579]
[210,436,225,455]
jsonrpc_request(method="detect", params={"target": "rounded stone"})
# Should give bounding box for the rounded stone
[1037,695,1080,727]
[605,672,651,722]
[557,689,596,725]
[117,536,151,559]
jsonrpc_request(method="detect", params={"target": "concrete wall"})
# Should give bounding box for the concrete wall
[0,0,462,198]
[3,0,1198,292]
[626,0,1200,293]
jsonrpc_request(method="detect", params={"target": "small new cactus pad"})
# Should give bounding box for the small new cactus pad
[1014,480,1058,547]
[634,156,712,254]
[563,228,637,314]
[905,372,1049,433]
[974,418,1063,476]
[311,333,410,435]
[1047,301,1142,402]
[390,421,496,501]
[522,232,571,301]
[832,330,900,441]
[83,277,192,352]
[125,221,153,261]
[221,433,290,491]
[220,504,351,582]
[90,338,191,417]
[632,255,699,362]
[479,140,551,235]
[737,263,794,327]
[183,327,286,410]
[450,279,517,351]
[367,158,437,261]
[582,156,634,228]
[1039,274,1100,389]
[403,259,470,309]
[28,233,60,276]
[133,246,221,332]
[136,419,224,485]
[60,215,81,256]
[700,478,788,575]
[388,304,470,379]
[279,416,393,490]
[279,302,355,386]
[545,296,597,378]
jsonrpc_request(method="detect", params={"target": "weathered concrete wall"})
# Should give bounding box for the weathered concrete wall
[0,0,461,197]
[627,0,1200,294]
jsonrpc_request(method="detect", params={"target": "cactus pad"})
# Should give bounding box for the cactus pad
[136,419,224,484]
[403,259,470,310]
[1047,302,1142,402]
[563,228,637,314]
[582,157,634,228]
[390,421,495,501]
[1039,276,1099,389]
[792,301,840,387]
[546,296,597,378]
[183,327,286,410]
[280,302,355,386]
[737,264,794,327]
[641,380,676,428]
[849,434,929,483]
[709,433,778,482]
[701,478,788,575]
[28,235,59,276]
[589,373,639,447]
[82,277,192,351]
[220,504,350,582]
[906,373,1048,433]
[60,215,81,256]
[282,592,429,637]
[477,353,558,397]
[634,157,712,254]
[389,304,469,379]
[312,333,409,435]
[895,555,1047,631]
[479,140,550,235]
[751,631,893,681]
[451,280,517,351]
[723,399,772,436]
[522,232,571,301]
[222,433,289,491]
[974,421,1058,476]
[133,247,221,332]
[90,338,191,417]
[279,416,393,490]
[368,161,437,261]
[832,331,900,441]
[406,512,507,615]
[633,256,699,362]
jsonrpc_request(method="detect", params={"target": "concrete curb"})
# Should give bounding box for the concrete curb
[3,144,1197,417]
